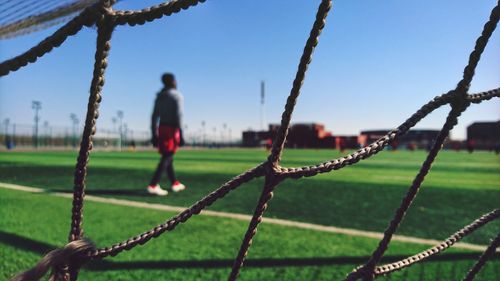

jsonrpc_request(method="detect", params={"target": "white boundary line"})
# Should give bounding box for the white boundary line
[0,182,492,252]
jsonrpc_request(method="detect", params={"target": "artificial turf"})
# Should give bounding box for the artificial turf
[1,187,498,281]
[0,149,499,280]
[0,149,498,244]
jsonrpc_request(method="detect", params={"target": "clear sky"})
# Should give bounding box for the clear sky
[1,0,499,140]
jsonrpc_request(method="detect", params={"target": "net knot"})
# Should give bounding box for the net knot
[449,90,470,113]
[11,239,95,281]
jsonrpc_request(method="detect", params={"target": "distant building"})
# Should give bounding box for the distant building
[360,129,442,150]
[242,123,359,149]
[279,123,331,148]
[242,130,271,147]
[335,136,360,150]
[467,121,500,150]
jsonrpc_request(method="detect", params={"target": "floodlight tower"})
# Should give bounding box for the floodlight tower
[123,123,128,146]
[43,121,49,146]
[70,113,79,148]
[201,120,206,147]
[222,123,227,145]
[3,118,9,137]
[117,110,124,150]
[3,118,10,148]
[112,117,117,133]
[260,80,265,131]
[12,123,16,146]
[31,101,41,148]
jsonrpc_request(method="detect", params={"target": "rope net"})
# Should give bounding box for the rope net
[0,0,100,39]
[2,0,499,280]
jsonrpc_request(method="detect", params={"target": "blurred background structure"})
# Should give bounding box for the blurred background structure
[0,103,244,149]
[1,109,498,151]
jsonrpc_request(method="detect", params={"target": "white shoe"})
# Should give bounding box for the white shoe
[147,185,168,196]
[171,181,186,192]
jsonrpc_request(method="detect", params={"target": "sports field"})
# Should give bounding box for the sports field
[0,149,499,280]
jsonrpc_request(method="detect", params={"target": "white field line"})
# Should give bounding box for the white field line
[0,182,493,252]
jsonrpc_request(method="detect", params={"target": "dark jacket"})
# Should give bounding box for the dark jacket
[151,88,183,136]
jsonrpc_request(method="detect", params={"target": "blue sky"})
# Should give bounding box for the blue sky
[1,0,499,140]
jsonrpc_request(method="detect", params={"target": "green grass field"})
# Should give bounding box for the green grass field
[1,149,499,280]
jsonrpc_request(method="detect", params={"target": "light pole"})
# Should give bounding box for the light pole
[260,80,265,131]
[201,121,206,147]
[197,129,202,146]
[111,117,117,146]
[12,123,16,147]
[43,121,49,146]
[70,113,79,148]
[123,123,128,147]
[129,127,135,149]
[184,124,188,145]
[117,110,124,150]
[3,118,9,148]
[32,101,41,148]
[112,117,117,133]
[222,123,227,145]
[3,118,9,137]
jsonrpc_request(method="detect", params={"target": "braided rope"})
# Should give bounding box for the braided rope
[63,1,116,280]
[69,0,115,243]
[87,163,265,259]
[228,2,332,279]
[0,4,98,77]
[10,239,95,281]
[462,233,500,281]
[111,0,207,26]
[228,177,279,281]
[268,0,332,167]
[0,14,78,40]
[468,87,500,103]
[345,2,500,279]
[373,209,500,277]
[455,3,500,94]
[0,0,98,39]
[4,0,500,280]
[0,0,54,26]
[278,91,453,178]
[278,87,500,179]
[0,0,208,76]
[345,106,466,281]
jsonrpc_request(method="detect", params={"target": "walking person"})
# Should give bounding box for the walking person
[147,73,186,196]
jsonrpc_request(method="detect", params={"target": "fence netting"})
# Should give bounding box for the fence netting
[1,0,499,280]
[0,0,100,39]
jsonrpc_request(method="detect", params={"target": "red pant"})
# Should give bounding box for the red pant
[158,125,180,154]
